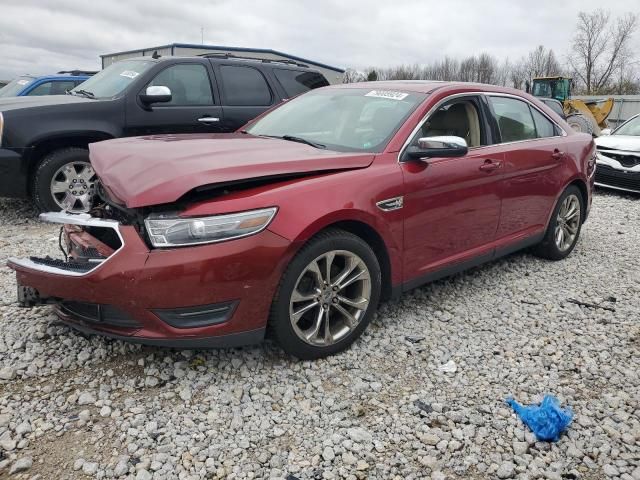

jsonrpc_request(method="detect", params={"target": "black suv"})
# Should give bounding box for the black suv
[0,54,329,212]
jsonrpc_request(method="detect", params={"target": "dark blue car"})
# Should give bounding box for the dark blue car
[0,70,96,97]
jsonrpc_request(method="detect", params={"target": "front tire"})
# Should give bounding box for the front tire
[32,148,97,213]
[533,185,584,261]
[270,229,381,359]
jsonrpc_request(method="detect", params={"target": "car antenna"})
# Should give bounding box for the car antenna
[151,50,161,59]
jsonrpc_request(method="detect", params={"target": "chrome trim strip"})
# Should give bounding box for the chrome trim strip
[595,182,640,194]
[9,212,125,277]
[397,91,567,163]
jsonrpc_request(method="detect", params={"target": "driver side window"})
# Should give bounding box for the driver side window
[412,99,483,148]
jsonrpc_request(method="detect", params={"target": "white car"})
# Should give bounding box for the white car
[595,113,640,194]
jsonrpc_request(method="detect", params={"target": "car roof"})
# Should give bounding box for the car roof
[330,80,532,97]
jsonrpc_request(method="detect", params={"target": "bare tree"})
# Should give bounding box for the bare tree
[526,45,562,78]
[343,68,366,83]
[569,10,638,93]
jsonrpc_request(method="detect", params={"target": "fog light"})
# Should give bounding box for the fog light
[153,300,238,328]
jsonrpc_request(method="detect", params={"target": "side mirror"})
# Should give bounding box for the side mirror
[404,136,468,161]
[600,128,612,136]
[139,85,172,106]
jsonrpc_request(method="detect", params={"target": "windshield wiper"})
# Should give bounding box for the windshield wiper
[71,89,96,99]
[280,135,325,149]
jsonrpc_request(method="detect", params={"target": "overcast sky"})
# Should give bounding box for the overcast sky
[1,0,638,80]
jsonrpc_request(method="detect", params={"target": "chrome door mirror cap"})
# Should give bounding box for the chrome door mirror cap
[404,136,469,161]
[140,85,172,105]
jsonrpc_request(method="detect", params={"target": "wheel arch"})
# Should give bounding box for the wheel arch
[26,132,115,191]
[280,214,398,302]
[567,177,589,222]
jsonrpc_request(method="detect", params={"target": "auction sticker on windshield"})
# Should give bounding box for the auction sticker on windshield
[365,90,409,100]
[119,71,140,79]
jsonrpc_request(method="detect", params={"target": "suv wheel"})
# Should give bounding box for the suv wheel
[32,148,97,213]
[533,185,584,260]
[270,229,381,359]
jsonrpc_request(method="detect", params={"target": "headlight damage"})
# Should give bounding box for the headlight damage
[144,207,278,247]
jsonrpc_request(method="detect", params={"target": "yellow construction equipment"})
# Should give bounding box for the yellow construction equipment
[529,76,614,136]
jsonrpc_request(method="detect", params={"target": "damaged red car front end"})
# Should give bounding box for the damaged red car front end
[9,208,290,347]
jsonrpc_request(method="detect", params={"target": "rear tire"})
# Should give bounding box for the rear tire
[533,185,584,261]
[566,114,595,135]
[269,229,381,360]
[32,148,97,213]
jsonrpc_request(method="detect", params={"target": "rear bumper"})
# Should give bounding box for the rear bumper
[0,148,29,198]
[8,212,292,348]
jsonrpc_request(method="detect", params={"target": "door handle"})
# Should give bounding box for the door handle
[197,117,220,124]
[551,149,565,160]
[479,160,501,172]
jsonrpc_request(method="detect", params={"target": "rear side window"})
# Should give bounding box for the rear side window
[273,69,329,97]
[489,97,537,143]
[220,65,272,106]
[531,108,557,138]
[148,64,214,106]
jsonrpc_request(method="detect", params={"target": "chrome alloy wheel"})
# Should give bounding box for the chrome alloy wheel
[555,194,581,252]
[289,250,371,346]
[50,161,97,212]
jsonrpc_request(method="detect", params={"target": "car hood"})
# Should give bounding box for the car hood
[595,135,640,152]
[90,133,375,208]
[0,94,93,112]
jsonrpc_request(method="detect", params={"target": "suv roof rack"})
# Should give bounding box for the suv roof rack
[198,52,309,68]
[57,70,99,76]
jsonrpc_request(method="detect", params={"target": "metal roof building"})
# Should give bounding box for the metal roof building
[101,43,345,84]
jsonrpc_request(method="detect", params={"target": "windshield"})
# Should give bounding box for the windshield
[246,88,426,152]
[70,60,153,99]
[0,77,34,97]
[614,115,640,136]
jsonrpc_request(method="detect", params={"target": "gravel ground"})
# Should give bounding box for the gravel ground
[0,191,638,480]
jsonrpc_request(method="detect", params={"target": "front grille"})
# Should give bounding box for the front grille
[59,301,141,329]
[29,256,96,273]
[595,165,640,192]
[599,151,640,168]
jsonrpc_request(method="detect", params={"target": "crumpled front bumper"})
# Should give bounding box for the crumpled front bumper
[8,212,292,347]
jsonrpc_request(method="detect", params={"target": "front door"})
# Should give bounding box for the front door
[124,62,224,136]
[401,96,504,284]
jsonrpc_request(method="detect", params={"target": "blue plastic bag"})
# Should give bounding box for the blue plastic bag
[506,395,573,442]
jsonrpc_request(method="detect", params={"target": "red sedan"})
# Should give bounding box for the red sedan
[9,81,596,359]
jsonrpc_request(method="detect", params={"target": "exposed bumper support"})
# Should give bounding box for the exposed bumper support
[8,212,124,277]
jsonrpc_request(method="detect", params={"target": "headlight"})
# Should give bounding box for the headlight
[144,207,277,247]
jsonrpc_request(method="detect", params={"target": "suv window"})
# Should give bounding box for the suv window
[220,65,272,106]
[273,69,329,97]
[489,97,538,143]
[531,107,557,138]
[414,99,483,148]
[28,80,77,96]
[148,64,214,106]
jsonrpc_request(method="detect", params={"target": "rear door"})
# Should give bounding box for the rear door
[124,61,224,136]
[215,64,279,132]
[486,95,566,239]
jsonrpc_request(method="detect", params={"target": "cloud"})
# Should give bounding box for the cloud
[1,0,638,80]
